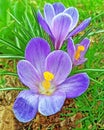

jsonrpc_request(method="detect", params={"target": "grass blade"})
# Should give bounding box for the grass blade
[31,6,43,37]
[89,77,103,86]
[0,71,18,76]
[0,87,28,91]
[25,12,35,36]
[75,68,104,73]
[0,54,24,59]
[0,38,23,54]
[9,11,33,39]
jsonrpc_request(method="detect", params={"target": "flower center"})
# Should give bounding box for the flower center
[75,45,85,60]
[43,71,54,81]
[42,71,54,90]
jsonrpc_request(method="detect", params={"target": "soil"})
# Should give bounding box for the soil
[0,96,83,130]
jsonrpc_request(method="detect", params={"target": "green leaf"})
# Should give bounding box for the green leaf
[75,68,104,73]
[88,29,104,36]
[8,12,33,39]
[0,54,24,59]
[92,12,104,21]
[0,38,23,54]
[0,71,18,76]
[0,87,28,91]
[31,6,43,37]
[89,77,103,86]
[24,12,35,36]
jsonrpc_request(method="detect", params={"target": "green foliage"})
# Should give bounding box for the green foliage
[0,0,104,129]
[0,0,44,57]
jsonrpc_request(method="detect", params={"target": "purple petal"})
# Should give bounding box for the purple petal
[68,17,91,37]
[38,90,66,116]
[67,38,75,62]
[58,73,90,98]
[74,58,87,66]
[17,60,42,92]
[73,38,90,66]
[51,13,72,49]
[80,38,90,57]
[64,7,79,31]
[52,2,65,15]
[37,11,53,36]
[13,90,39,123]
[25,38,50,77]
[44,4,55,26]
[45,50,72,85]
[17,60,40,91]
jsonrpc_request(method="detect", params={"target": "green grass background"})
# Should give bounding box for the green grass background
[0,0,104,129]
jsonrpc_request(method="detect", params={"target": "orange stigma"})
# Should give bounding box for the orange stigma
[75,45,85,60]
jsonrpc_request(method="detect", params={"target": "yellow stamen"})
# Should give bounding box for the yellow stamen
[42,80,51,90]
[75,45,85,60]
[42,71,54,90]
[43,71,54,81]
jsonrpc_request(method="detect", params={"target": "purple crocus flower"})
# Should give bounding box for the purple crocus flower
[67,37,90,66]
[13,37,90,123]
[37,2,91,49]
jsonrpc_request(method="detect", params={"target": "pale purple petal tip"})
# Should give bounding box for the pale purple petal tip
[52,2,65,14]
[13,90,39,123]
[58,73,90,98]
[64,7,79,31]
[51,13,72,49]
[68,17,91,37]
[44,4,55,26]
[37,11,52,36]
[38,90,66,116]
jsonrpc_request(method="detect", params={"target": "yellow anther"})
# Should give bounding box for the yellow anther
[42,80,51,90]
[42,71,54,91]
[75,45,85,60]
[78,45,85,51]
[43,71,54,81]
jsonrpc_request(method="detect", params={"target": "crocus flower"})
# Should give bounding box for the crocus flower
[13,37,90,123]
[67,37,90,66]
[37,2,91,49]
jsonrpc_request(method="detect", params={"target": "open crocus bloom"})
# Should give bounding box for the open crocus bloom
[37,2,91,49]
[13,38,90,123]
[67,38,90,66]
